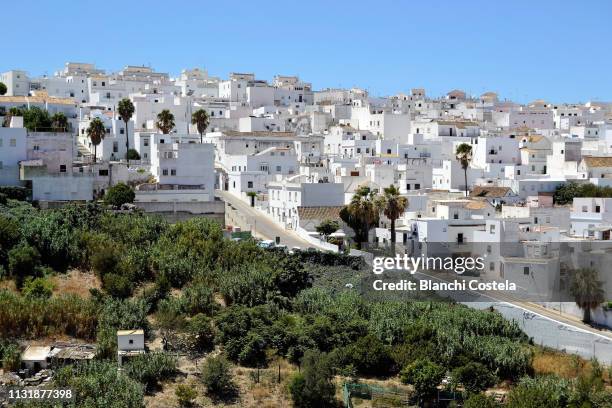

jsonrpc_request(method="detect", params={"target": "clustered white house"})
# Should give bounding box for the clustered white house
[2,62,612,322]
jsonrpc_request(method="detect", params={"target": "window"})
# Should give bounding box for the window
[170,169,176,176]
[120,128,125,135]
[490,262,495,271]
[113,142,118,153]
[98,169,108,176]
[595,205,601,213]
[487,245,492,254]
[276,165,281,172]
[490,224,496,234]
[453,213,459,220]
[162,169,168,176]
[247,181,253,188]
[406,184,411,190]
[415,183,420,189]
[143,139,149,147]
[582,205,588,212]
[10,139,16,147]
[60,165,66,173]
[128,339,133,345]
[523,267,530,275]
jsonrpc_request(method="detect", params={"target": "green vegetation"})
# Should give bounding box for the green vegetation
[340,185,379,248]
[103,182,135,208]
[87,117,105,163]
[456,143,473,196]
[201,355,236,399]
[0,199,608,406]
[570,267,605,324]
[0,82,7,95]
[191,108,209,143]
[376,184,408,247]
[156,109,175,134]
[175,383,198,407]
[117,98,135,165]
[316,218,340,240]
[554,182,612,205]
[288,350,336,408]
[126,148,140,160]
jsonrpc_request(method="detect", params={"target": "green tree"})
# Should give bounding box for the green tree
[191,108,210,143]
[2,107,24,127]
[0,215,21,265]
[8,242,41,288]
[23,106,52,131]
[400,358,445,403]
[455,143,473,197]
[51,112,69,132]
[451,361,497,394]
[126,149,140,160]
[124,352,178,392]
[104,183,135,207]
[340,186,380,248]
[0,82,7,95]
[87,117,106,163]
[376,184,408,248]
[288,350,336,408]
[175,383,198,407]
[570,268,605,324]
[156,109,175,134]
[246,191,257,207]
[201,355,236,399]
[118,98,135,165]
[316,219,340,240]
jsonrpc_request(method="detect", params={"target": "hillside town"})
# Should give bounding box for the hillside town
[1,62,612,407]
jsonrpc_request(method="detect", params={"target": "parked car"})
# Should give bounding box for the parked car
[257,240,275,249]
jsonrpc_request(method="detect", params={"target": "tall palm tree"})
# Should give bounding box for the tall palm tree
[376,184,408,248]
[340,185,380,249]
[191,109,210,143]
[570,267,605,324]
[51,112,68,132]
[118,98,135,166]
[455,143,473,197]
[156,109,175,134]
[87,117,105,163]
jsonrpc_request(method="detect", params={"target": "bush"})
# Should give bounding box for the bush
[201,355,235,399]
[21,276,54,299]
[288,350,336,408]
[452,362,497,394]
[1,343,21,371]
[400,358,445,402]
[8,242,41,287]
[175,383,197,407]
[104,183,135,208]
[126,149,141,160]
[187,314,215,353]
[344,334,395,376]
[463,393,499,408]
[124,352,178,392]
[102,273,133,298]
[0,186,29,201]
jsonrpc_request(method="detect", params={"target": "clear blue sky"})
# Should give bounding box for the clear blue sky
[2,0,611,103]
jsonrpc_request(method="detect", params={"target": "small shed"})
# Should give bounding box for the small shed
[117,329,145,365]
[21,346,51,371]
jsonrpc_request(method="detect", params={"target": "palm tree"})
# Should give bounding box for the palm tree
[455,143,473,197]
[376,184,408,249]
[340,186,380,249]
[51,112,68,132]
[246,191,257,207]
[191,109,210,143]
[156,109,175,134]
[87,117,105,163]
[118,98,135,166]
[570,267,605,324]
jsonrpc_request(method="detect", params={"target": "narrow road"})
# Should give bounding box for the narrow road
[216,190,318,250]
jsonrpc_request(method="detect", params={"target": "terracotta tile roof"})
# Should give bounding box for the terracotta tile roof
[297,206,344,221]
[582,156,612,168]
[470,186,512,197]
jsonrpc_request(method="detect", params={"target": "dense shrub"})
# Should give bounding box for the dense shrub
[124,352,178,391]
[0,186,29,201]
[104,183,135,208]
[201,355,236,399]
[288,350,336,408]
